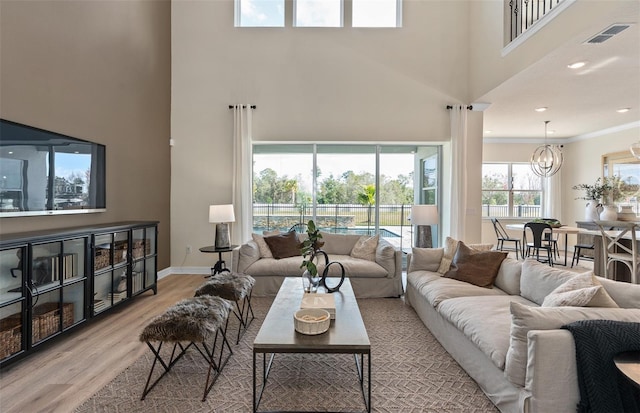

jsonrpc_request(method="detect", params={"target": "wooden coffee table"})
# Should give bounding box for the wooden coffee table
[252,277,371,413]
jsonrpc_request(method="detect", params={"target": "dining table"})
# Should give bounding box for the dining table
[505,223,583,266]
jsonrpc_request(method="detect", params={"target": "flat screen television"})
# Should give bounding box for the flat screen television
[0,119,106,217]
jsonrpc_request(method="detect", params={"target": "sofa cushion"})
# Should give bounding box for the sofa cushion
[443,242,507,288]
[350,234,379,261]
[438,295,533,370]
[408,248,444,273]
[244,256,303,276]
[505,301,640,387]
[318,254,388,278]
[418,275,507,308]
[599,277,640,308]
[263,231,301,259]
[520,259,582,305]
[494,258,522,295]
[319,232,360,255]
[406,270,443,294]
[252,233,274,258]
[541,272,618,308]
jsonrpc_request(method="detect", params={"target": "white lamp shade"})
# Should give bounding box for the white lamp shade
[209,204,235,223]
[411,205,439,225]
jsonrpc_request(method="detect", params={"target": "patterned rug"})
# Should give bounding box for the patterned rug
[75,297,499,413]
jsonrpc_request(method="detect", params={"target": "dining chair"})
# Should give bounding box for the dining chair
[491,218,521,259]
[594,220,639,284]
[524,222,555,266]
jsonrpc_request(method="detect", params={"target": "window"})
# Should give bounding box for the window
[482,163,542,218]
[352,0,401,28]
[252,144,432,252]
[236,0,402,28]
[294,0,342,27]
[235,0,284,27]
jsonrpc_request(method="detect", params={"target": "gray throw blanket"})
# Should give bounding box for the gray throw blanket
[563,320,640,413]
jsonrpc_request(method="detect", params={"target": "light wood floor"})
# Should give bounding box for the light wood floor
[0,274,205,413]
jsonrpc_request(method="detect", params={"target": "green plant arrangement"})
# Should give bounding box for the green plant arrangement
[299,220,325,278]
[572,176,639,204]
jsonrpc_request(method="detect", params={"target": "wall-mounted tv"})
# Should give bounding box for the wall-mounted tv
[0,119,106,217]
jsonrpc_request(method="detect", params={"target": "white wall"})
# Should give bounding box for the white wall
[171,0,485,268]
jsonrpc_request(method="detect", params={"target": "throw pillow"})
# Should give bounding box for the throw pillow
[443,242,508,288]
[408,247,444,273]
[319,231,359,255]
[541,271,619,308]
[504,302,640,387]
[437,237,460,274]
[251,233,274,258]
[350,234,379,261]
[263,231,301,259]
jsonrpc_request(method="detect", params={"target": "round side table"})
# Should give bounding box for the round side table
[199,245,238,277]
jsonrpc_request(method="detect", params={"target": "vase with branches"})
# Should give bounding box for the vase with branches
[299,220,327,293]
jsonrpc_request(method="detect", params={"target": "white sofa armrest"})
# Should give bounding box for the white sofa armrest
[232,241,260,273]
[524,329,579,413]
[375,238,401,279]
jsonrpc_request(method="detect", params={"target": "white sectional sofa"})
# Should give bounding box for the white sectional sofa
[232,231,403,297]
[406,244,640,413]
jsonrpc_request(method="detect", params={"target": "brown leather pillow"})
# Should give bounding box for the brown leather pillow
[444,242,507,288]
[263,231,301,259]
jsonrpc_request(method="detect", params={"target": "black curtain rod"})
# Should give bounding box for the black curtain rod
[228,105,257,109]
[446,105,473,110]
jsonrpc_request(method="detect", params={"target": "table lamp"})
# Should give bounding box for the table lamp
[209,204,235,249]
[411,205,439,248]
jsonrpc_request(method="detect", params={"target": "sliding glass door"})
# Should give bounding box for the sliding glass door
[252,144,440,251]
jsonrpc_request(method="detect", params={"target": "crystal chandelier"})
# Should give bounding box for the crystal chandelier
[530,121,563,177]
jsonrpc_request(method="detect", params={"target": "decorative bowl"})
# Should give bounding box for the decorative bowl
[294,308,330,335]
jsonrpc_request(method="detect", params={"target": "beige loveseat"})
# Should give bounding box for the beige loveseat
[406,242,640,413]
[231,231,403,297]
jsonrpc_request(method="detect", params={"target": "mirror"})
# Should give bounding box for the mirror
[602,151,640,210]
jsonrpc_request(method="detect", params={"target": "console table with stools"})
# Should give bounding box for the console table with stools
[139,295,233,402]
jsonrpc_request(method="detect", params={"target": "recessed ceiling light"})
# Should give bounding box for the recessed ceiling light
[485,130,492,134]
[567,61,586,69]
[617,108,631,113]
[548,130,556,134]
[535,107,548,112]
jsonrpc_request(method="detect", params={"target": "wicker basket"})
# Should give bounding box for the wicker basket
[32,302,74,342]
[132,239,151,259]
[0,313,22,360]
[94,248,111,270]
[113,241,128,264]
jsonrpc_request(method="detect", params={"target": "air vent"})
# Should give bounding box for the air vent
[586,24,631,44]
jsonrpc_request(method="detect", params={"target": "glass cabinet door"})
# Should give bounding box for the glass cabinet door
[0,246,25,361]
[0,247,24,305]
[131,227,156,295]
[62,238,86,284]
[31,289,70,345]
[31,242,62,291]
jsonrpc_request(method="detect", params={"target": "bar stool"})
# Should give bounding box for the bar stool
[594,220,639,284]
[139,295,233,402]
[195,272,255,344]
[571,244,595,268]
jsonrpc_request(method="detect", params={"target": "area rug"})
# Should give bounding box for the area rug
[75,297,499,413]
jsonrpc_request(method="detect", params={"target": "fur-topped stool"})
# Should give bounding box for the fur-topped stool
[139,295,233,402]
[195,272,255,344]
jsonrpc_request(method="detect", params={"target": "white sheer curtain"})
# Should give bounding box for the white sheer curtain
[543,170,562,220]
[232,105,253,245]
[449,106,468,240]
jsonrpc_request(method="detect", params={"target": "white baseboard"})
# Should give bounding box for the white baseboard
[157,266,211,279]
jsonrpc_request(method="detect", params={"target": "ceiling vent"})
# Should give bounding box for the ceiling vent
[586,24,631,44]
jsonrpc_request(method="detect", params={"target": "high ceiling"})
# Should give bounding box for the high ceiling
[479,1,640,141]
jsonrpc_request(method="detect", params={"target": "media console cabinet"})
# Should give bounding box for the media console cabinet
[0,221,158,368]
